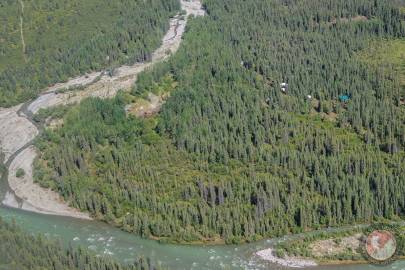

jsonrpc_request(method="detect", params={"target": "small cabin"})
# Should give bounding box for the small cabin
[339,94,350,102]
[280,82,288,92]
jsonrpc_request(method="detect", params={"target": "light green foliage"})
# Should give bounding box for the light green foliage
[15,168,25,178]
[133,74,177,97]
[275,249,286,258]
[33,105,72,124]
[358,39,405,88]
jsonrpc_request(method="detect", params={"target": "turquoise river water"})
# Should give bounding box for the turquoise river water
[0,206,403,270]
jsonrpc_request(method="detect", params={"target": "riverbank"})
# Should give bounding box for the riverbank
[149,234,226,246]
[0,101,91,220]
[0,0,204,222]
[26,0,203,115]
[1,205,404,270]
[6,146,91,219]
[257,223,405,268]
[255,248,405,268]
[256,248,318,268]
[0,105,37,163]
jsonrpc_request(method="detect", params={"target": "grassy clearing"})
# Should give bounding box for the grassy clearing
[358,39,405,86]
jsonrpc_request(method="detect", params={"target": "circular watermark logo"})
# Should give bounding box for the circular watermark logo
[365,229,397,264]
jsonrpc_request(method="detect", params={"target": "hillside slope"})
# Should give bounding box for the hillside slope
[0,0,180,107]
[35,0,405,244]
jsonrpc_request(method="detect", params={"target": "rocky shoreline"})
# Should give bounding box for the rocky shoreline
[256,248,318,268]
[6,146,91,219]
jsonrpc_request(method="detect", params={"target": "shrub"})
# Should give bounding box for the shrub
[16,168,25,178]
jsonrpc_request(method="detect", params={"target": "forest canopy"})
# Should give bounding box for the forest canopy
[35,0,405,244]
[0,218,163,270]
[0,0,180,107]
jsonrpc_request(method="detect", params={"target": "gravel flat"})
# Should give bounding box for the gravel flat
[0,0,204,219]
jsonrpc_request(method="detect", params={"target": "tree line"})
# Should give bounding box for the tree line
[34,0,404,244]
[0,218,164,270]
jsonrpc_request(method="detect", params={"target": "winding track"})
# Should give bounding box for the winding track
[0,0,205,218]
[19,0,27,62]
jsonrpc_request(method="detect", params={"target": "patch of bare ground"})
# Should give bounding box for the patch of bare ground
[310,98,339,122]
[256,248,318,268]
[46,118,64,130]
[311,111,338,122]
[310,234,363,258]
[27,63,153,114]
[257,234,364,268]
[126,93,169,118]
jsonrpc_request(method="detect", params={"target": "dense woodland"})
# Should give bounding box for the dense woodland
[0,218,162,270]
[35,0,405,244]
[0,0,180,107]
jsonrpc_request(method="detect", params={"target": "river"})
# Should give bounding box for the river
[0,205,403,270]
[0,0,403,269]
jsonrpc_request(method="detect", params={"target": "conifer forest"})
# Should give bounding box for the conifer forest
[33,0,405,244]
